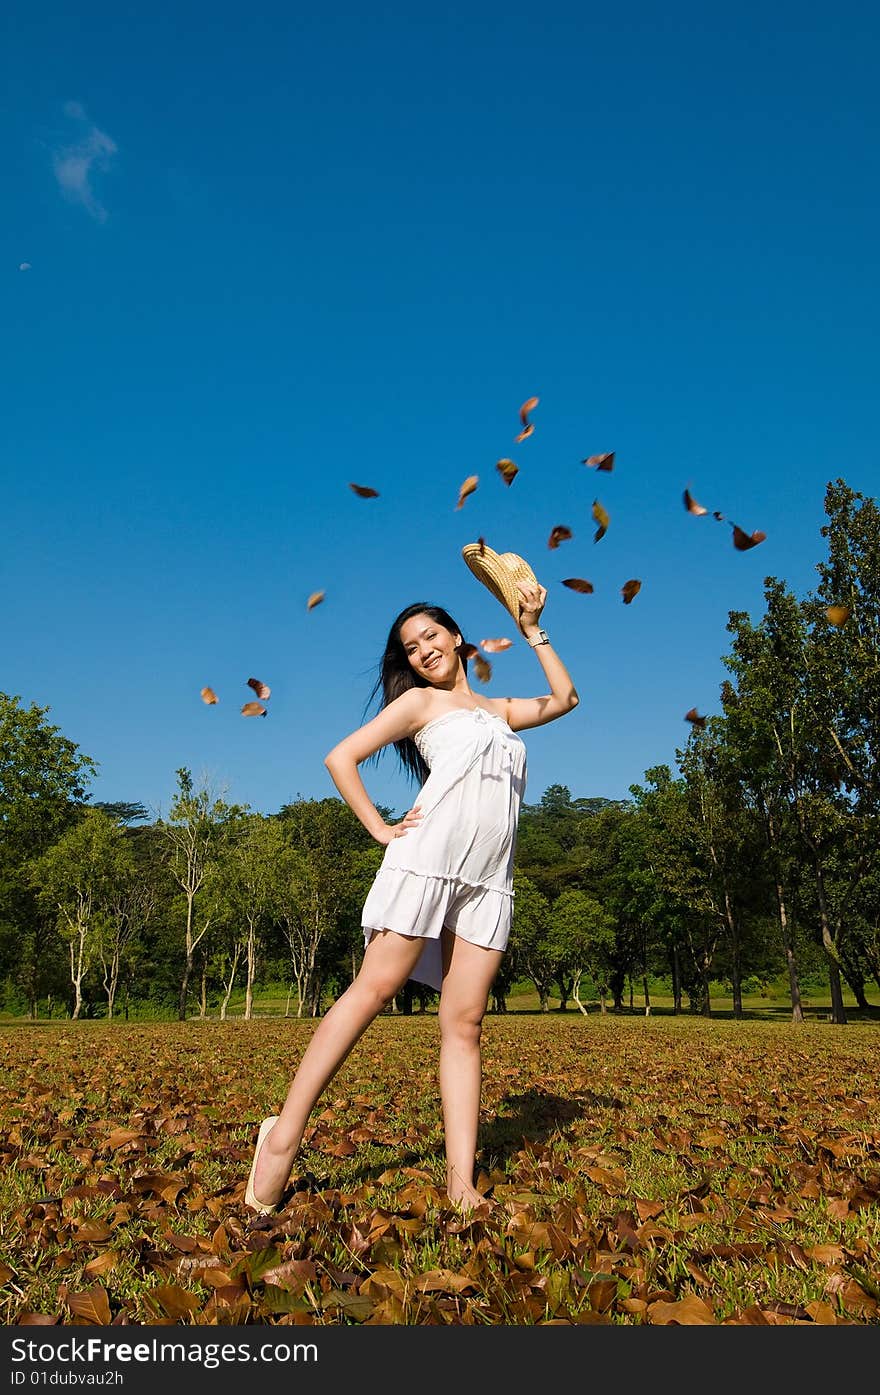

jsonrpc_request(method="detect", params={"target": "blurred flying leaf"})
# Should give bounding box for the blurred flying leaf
[480,637,513,653]
[200,687,219,705]
[456,475,479,510]
[349,483,379,498]
[621,579,641,605]
[583,452,614,471]
[247,678,271,701]
[241,702,267,718]
[496,458,519,486]
[825,605,851,626]
[731,524,767,551]
[548,525,573,549]
[685,707,707,728]
[684,487,708,516]
[307,591,325,610]
[592,500,610,543]
[515,395,539,442]
[562,577,594,594]
[19,262,32,272]
[473,655,492,683]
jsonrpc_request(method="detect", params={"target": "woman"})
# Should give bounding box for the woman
[245,578,578,1214]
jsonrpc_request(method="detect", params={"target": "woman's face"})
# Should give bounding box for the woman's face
[399,613,462,684]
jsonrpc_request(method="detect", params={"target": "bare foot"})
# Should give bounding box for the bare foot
[251,1122,298,1209]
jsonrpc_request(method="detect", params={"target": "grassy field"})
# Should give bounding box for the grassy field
[1,1014,878,1325]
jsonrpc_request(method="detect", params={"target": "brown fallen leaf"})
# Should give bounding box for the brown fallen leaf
[349,483,379,498]
[685,708,707,728]
[200,687,218,705]
[456,475,479,509]
[241,702,267,718]
[562,577,594,594]
[592,500,610,542]
[548,525,573,549]
[515,396,539,442]
[66,1286,112,1325]
[247,677,271,700]
[496,458,519,486]
[307,591,325,610]
[825,605,850,626]
[621,579,641,605]
[684,487,708,516]
[732,524,767,551]
[480,637,513,653]
[648,1294,717,1325]
[584,452,615,471]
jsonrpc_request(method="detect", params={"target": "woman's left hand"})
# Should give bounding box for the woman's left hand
[516,581,547,634]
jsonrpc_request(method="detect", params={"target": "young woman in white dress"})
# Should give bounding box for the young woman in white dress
[245,578,578,1215]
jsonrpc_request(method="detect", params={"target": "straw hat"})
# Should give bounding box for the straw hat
[461,541,541,626]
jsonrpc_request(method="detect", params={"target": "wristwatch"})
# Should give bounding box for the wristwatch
[527,629,550,647]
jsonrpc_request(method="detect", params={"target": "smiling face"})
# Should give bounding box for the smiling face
[399,612,463,685]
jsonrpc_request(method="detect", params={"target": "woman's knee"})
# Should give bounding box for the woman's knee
[438,1004,484,1044]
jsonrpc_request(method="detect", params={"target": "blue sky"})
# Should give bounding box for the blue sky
[3,0,878,822]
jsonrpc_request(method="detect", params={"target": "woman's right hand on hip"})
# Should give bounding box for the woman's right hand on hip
[375,804,423,845]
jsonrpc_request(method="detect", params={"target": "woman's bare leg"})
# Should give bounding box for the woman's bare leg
[250,929,428,1208]
[437,929,503,1209]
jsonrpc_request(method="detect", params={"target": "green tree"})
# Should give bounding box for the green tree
[30,809,130,1019]
[549,888,615,1014]
[0,694,97,1010]
[159,768,239,1020]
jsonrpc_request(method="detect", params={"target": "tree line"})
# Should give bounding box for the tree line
[1,479,876,1026]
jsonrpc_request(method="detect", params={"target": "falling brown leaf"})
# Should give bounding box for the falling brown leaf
[548,525,573,549]
[825,605,850,626]
[684,488,708,516]
[712,510,725,521]
[583,453,615,471]
[349,483,379,498]
[562,577,594,594]
[247,677,271,701]
[200,687,218,705]
[476,537,487,555]
[496,458,519,486]
[480,637,513,653]
[515,396,539,442]
[592,500,610,542]
[473,655,492,684]
[456,475,479,509]
[685,707,707,728]
[307,591,325,610]
[241,702,267,718]
[621,579,641,605]
[732,524,767,551]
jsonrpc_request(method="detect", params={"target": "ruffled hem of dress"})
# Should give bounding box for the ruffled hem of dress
[361,866,512,991]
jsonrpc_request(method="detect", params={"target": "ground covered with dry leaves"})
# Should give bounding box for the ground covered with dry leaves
[1,1014,878,1326]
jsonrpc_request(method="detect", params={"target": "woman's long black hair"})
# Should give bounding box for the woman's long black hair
[361,601,468,786]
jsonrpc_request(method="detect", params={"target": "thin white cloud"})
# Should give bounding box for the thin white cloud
[52,102,117,222]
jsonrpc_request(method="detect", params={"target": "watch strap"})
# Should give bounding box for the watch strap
[527,629,550,647]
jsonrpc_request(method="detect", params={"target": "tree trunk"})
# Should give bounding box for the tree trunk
[571,969,589,1017]
[642,972,651,1014]
[245,919,256,1021]
[765,806,804,1022]
[671,944,682,1014]
[814,861,848,1024]
[198,958,208,1019]
[178,890,195,1020]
